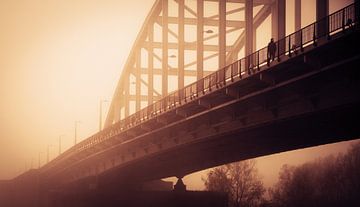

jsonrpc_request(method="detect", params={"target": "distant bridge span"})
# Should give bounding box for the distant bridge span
[37,3,360,191]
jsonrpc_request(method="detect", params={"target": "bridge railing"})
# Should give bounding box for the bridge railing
[45,3,358,170]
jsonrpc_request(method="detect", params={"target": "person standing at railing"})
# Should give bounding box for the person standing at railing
[346,18,354,29]
[267,38,277,66]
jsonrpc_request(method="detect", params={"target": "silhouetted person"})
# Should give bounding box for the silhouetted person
[346,18,353,28]
[267,38,276,66]
[292,44,298,55]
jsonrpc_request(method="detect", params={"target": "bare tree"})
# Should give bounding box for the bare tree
[269,142,360,207]
[203,159,266,207]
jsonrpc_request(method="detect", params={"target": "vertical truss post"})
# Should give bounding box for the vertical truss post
[135,49,141,111]
[124,74,129,117]
[253,26,257,51]
[276,0,286,60]
[113,98,121,123]
[162,0,168,97]
[178,0,185,90]
[295,0,301,31]
[245,0,253,73]
[295,0,301,48]
[197,0,204,80]
[148,24,154,105]
[316,0,329,40]
[277,0,286,40]
[272,0,286,42]
[245,0,253,56]
[219,0,226,68]
[271,2,278,40]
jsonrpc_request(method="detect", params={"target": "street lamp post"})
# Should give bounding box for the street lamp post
[58,134,65,155]
[99,100,108,131]
[30,158,34,169]
[47,145,52,163]
[74,121,80,145]
[38,152,42,168]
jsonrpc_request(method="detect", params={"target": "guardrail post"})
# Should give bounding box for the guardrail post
[300,29,303,52]
[257,51,260,71]
[342,8,346,31]
[277,41,280,62]
[238,60,241,79]
[327,16,331,40]
[288,36,292,57]
[222,69,226,85]
[313,24,317,46]
[231,64,234,82]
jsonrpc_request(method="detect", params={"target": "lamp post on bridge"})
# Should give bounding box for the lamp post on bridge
[38,152,43,168]
[30,157,34,169]
[58,134,65,155]
[74,121,81,145]
[99,100,108,131]
[47,144,53,163]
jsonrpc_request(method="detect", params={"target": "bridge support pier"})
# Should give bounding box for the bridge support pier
[174,176,186,192]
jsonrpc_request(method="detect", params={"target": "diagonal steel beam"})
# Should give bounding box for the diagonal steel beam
[130,71,162,96]
[184,53,219,68]
[174,0,197,17]
[157,16,245,27]
[144,41,233,52]
[191,27,241,44]
[208,7,245,19]
[155,22,178,39]
[226,5,272,64]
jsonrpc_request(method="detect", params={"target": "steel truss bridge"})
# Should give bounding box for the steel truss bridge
[35,1,360,192]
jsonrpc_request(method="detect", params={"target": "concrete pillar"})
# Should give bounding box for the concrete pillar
[174,177,186,192]
[219,0,226,68]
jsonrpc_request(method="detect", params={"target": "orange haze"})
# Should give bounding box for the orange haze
[0,0,356,190]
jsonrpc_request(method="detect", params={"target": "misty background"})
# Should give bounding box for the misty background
[0,0,356,190]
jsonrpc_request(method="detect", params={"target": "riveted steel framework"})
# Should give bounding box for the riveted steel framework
[39,2,359,186]
[105,0,297,127]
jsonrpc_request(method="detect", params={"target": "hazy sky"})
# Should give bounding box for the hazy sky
[0,0,155,178]
[0,0,356,190]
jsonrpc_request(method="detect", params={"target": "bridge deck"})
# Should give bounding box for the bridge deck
[39,3,360,189]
